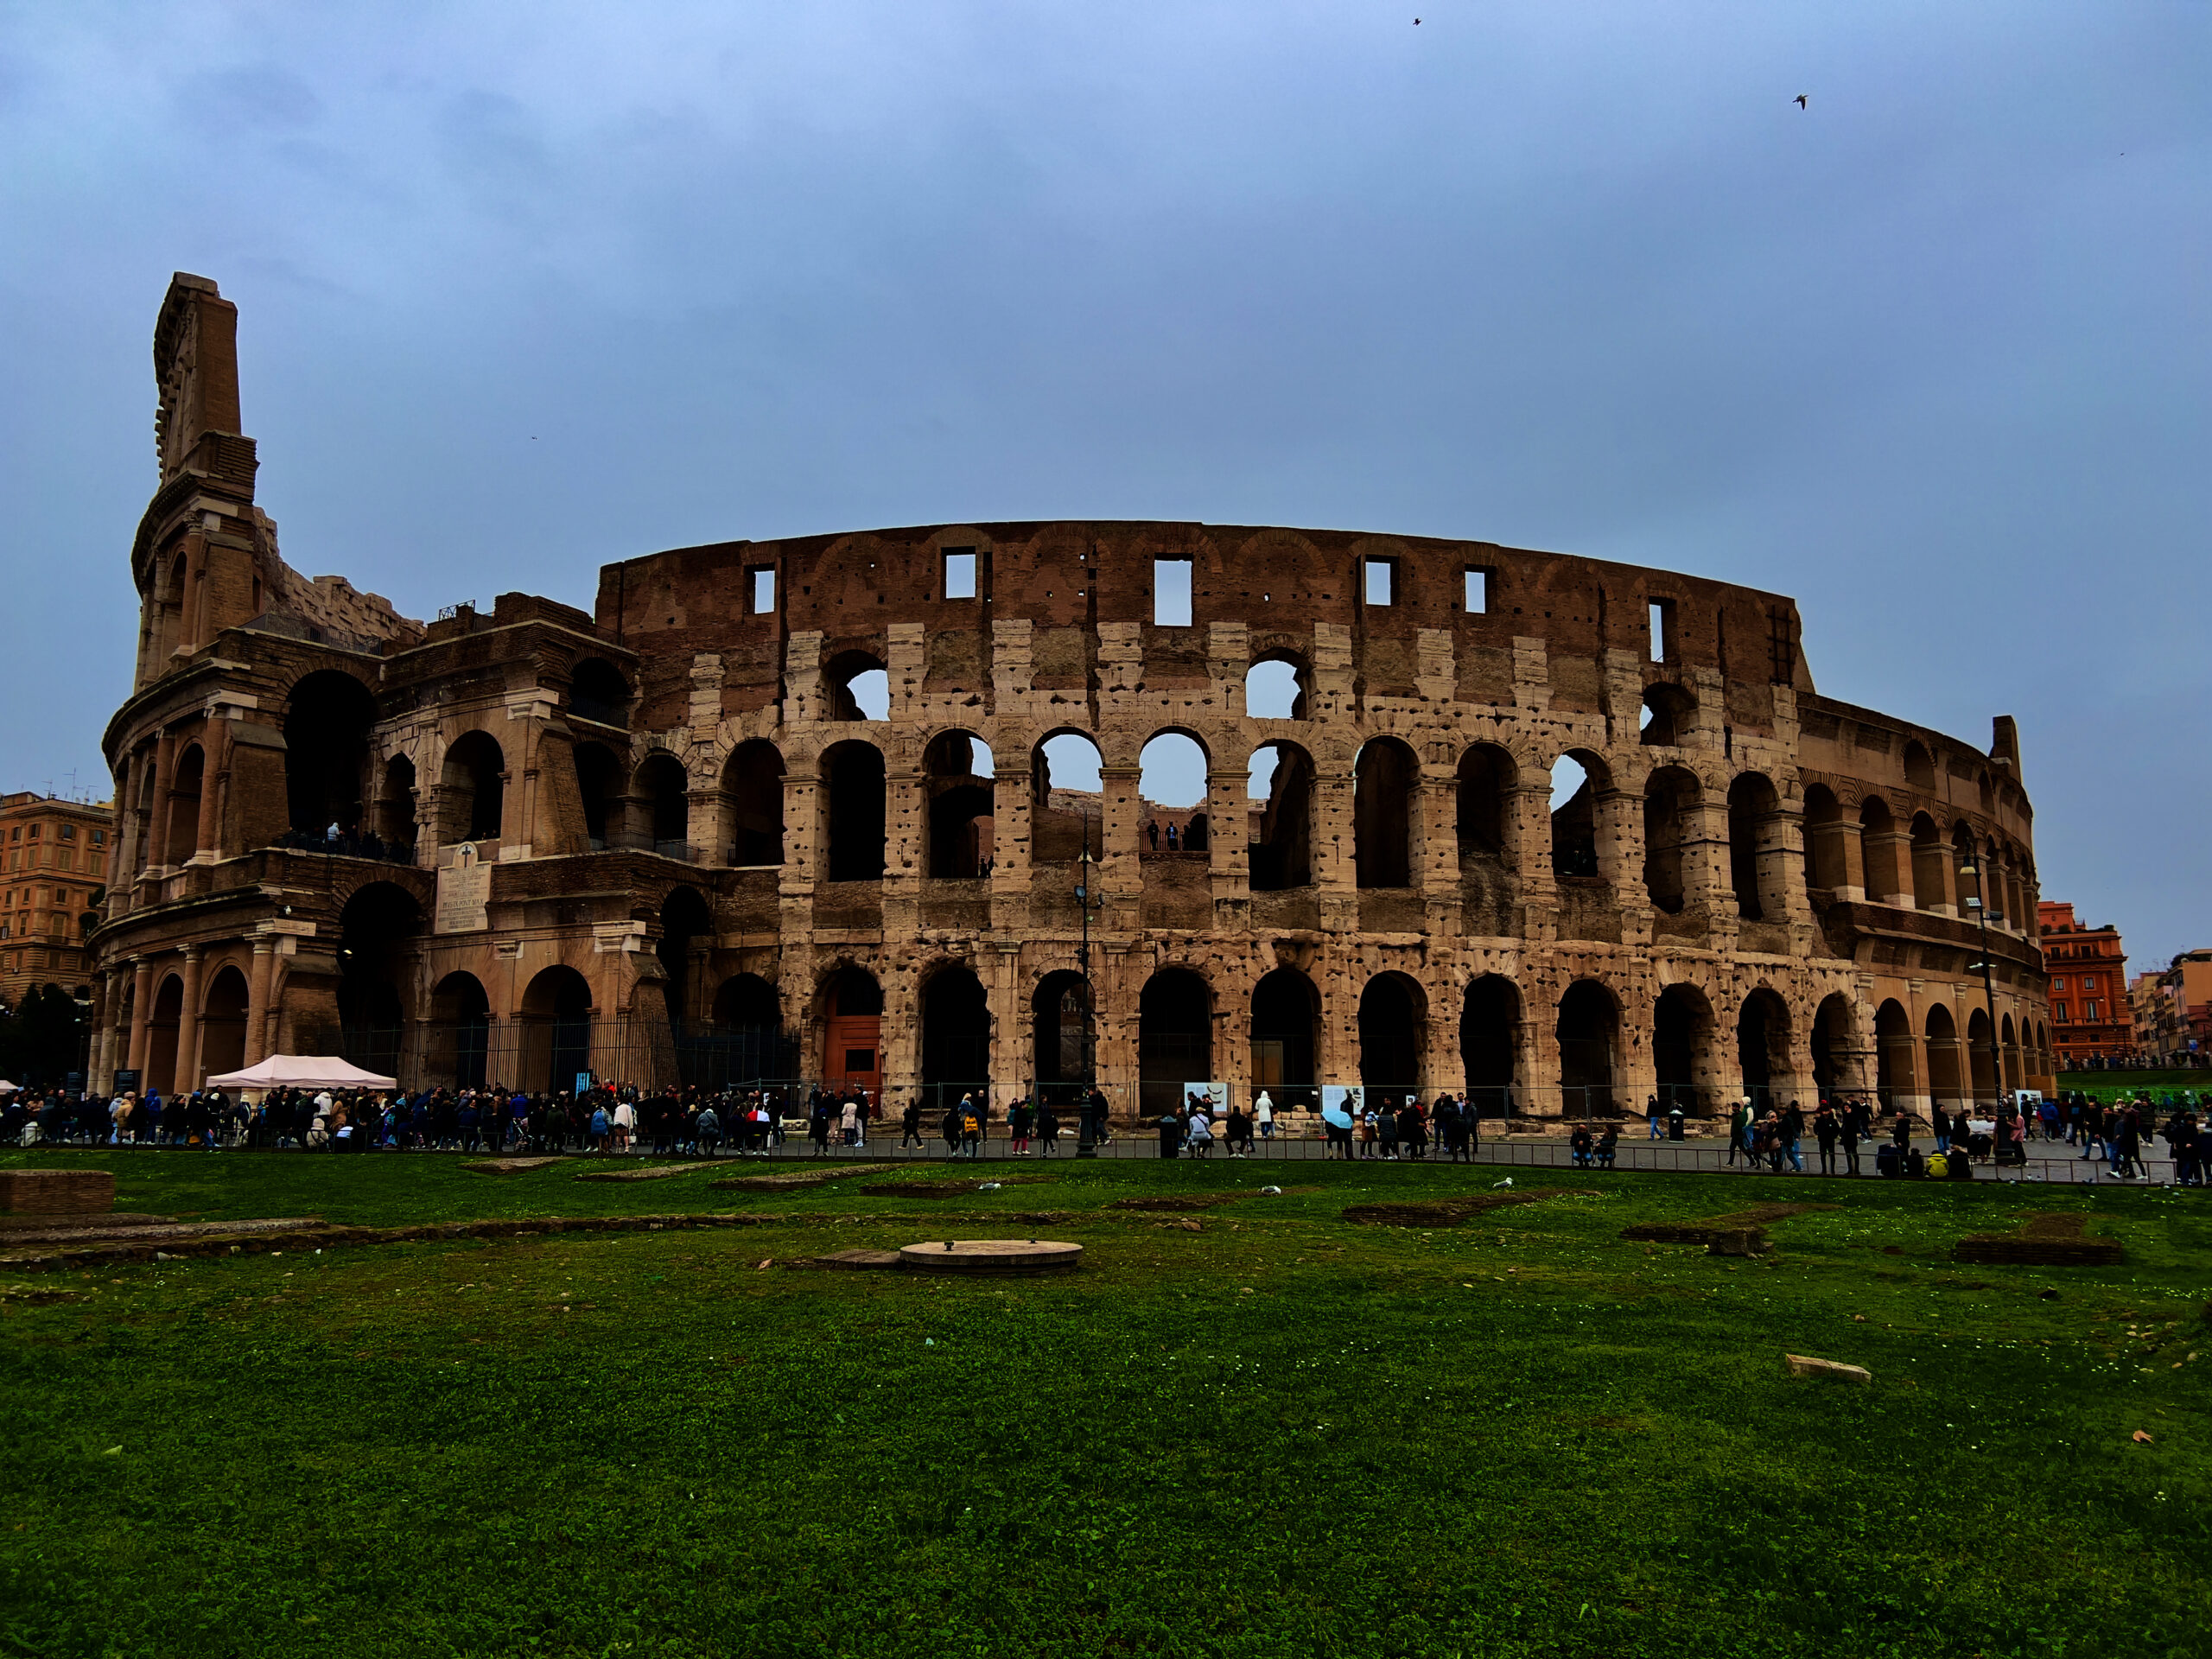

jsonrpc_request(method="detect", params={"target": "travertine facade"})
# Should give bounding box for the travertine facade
[91,275,2052,1117]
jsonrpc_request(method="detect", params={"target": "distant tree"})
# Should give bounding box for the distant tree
[0,983,88,1087]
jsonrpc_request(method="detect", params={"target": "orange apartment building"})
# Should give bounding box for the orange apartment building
[2037,899,2130,1064]
[0,792,114,1008]
[2133,949,2212,1064]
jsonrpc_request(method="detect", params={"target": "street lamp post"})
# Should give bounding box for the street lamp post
[1074,816,1100,1158]
[1959,855,2003,1111]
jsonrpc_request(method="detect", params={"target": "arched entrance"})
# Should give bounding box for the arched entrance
[339,882,422,1082]
[284,671,376,838]
[1250,967,1319,1110]
[822,742,887,881]
[1737,988,1793,1109]
[924,731,995,879]
[520,966,594,1093]
[1357,973,1423,1106]
[1459,975,1519,1116]
[1925,1003,1962,1108]
[1032,969,1095,1103]
[1653,983,1716,1116]
[200,967,249,1083]
[1138,967,1211,1117]
[1810,994,1861,1099]
[820,967,883,1096]
[146,974,184,1094]
[1353,740,1418,888]
[1554,980,1618,1117]
[1874,1000,1914,1107]
[429,972,492,1090]
[1967,1007,1998,1103]
[920,964,991,1109]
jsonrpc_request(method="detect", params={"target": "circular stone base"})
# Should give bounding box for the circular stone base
[897,1238,1083,1275]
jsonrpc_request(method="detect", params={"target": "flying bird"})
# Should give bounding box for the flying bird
[1794,94,1808,109]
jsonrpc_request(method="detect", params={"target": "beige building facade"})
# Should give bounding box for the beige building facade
[1,791,113,1008]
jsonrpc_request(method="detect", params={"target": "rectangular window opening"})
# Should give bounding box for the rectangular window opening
[1649,598,1675,664]
[1364,558,1395,607]
[1153,558,1192,626]
[747,566,776,614]
[1465,568,1491,613]
[943,550,977,601]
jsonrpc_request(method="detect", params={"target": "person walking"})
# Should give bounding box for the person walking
[1255,1090,1274,1141]
[1009,1096,1033,1156]
[1646,1094,1665,1141]
[1813,1103,1839,1175]
[957,1093,983,1160]
[1781,1099,1805,1174]
[900,1098,925,1149]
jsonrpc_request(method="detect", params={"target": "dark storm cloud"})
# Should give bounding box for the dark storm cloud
[0,1,2205,962]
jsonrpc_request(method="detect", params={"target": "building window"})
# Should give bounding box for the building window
[942,549,977,601]
[1153,559,1192,626]
[748,567,776,614]
[1465,568,1492,613]
[92,830,105,847]
[60,824,74,841]
[2052,1000,2069,1021]
[2084,1001,2100,1021]
[2052,976,2066,990]
[1649,598,1676,664]
[2082,975,2098,992]
[1363,558,1395,607]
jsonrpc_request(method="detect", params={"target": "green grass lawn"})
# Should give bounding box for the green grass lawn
[3,1151,2209,1658]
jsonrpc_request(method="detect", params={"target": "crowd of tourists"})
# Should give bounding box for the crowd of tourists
[2,1076,2205,1184]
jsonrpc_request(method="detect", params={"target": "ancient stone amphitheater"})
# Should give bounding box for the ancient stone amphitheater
[92,275,2051,1123]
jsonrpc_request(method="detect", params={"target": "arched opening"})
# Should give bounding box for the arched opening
[338,881,421,1082]
[1643,766,1701,915]
[821,741,887,880]
[1032,969,1095,1096]
[1549,753,1607,880]
[690,973,785,1090]
[1874,999,1914,1106]
[283,671,377,837]
[924,731,996,878]
[1951,820,1980,915]
[1653,982,1717,1116]
[1999,1012,2021,1093]
[1353,738,1418,888]
[1967,1007,1998,1102]
[440,732,506,845]
[199,965,249,1083]
[920,963,991,1105]
[724,741,786,866]
[163,745,205,865]
[634,753,690,856]
[372,754,418,852]
[1250,967,1319,1110]
[1904,741,1936,793]
[429,971,491,1090]
[1247,742,1314,890]
[1859,797,1902,905]
[569,658,632,729]
[1244,653,1308,721]
[1032,732,1103,864]
[1726,773,1783,921]
[1554,980,1618,1116]
[1455,744,1511,858]
[657,885,713,1033]
[1909,813,1948,912]
[1639,683,1694,747]
[1811,993,1860,1097]
[1925,1002,1962,1107]
[1138,967,1211,1116]
[520,965,594,1093]
[826,650,890,721]
[147,973,183,1095]
[2001,849,2024,934]
[1459,975,1520,1116]
[1802,785,1845,894]
[1736,988,1792,1108]
[572,743,621,849]
[820,966,882,1096]
[1357,973,1423,1103]
[1138,732,1209,855]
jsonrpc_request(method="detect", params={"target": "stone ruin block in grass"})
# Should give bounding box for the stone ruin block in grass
[1952,1212,2124,1267]
[0,1169,115,1215]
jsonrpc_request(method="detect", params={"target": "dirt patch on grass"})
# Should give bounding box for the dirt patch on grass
[462,1158,566,1174]
[1954,1211,2125,1267]
[1620,1204,1839,1246]
[571,1164,699,1184]
[783,1249,903,1271]
[858,1178,1054,1198]
[709,1163,900,1193]
[1110,1194,1243,1213]
[1342,1189,1601,1228]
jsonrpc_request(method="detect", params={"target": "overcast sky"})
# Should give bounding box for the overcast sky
[2,3,2206,965]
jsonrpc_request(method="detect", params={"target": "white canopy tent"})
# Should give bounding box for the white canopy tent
[204,1055,397,1091]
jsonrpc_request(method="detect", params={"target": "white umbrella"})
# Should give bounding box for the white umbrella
[0,1079,18,1095]
[204,1055,398,1090]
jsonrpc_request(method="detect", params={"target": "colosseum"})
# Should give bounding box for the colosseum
[90,274,2052,1126]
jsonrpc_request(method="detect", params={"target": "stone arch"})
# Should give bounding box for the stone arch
[199,964,250,1083]
[1736,987,1794,1106]
[1859,796,1904,905]
[1353,737,1419,889]
[164,743,205,865]
[1653,982,1719,1115]
[819,964,883,1096]
[825,648,889,722]
[339,880,423,1082]
[1248,741,1316,891]
[820,740,887,880]
[1726,772,1785,921]
[1904,741,1936,793]
[428,971,492,1090]
[1554,978,1619,1116]
[372,752,419,850]
[283,670,377,837]
[518,964,594,1093]
[924,729,996,878]
[656,885,714,1032]
[1357,971,1425,1102]
[439,731,506,845]
[1455,743,1514,857]
[1802,785,1846,894]
[1967,1006,1998,1102]
[1999,1011,2021,1093]
[1549,750,1612,881]
[1459,974,1521,1115]
[1033,968,1096,1095]
[1640,683,1695,747]
[1874,998,1915,1105]
[1245,651,1309,721]
[721,740,786,866]
[569,658,633,728]
[632,752,690,854]
[147,972,184,1095]
[1032,729,1103,864]
[1138,966,1211,1115]
[1250,965,1320,1110]
[1810,991,1863,1096]
[573,741,623,849]
[1924,1001,1962,1107]
[1138,729,1209,854]
[1909,811,1947,912]
[1643,765,1703,916]
[918,960,992,1103]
